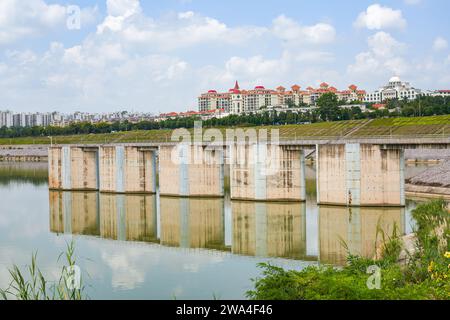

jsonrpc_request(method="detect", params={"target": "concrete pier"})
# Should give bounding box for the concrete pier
[49,146,99,190]
[317,144,405,206]
[230,144,306,201]
[159,145,224,197]
[99,146,156,194]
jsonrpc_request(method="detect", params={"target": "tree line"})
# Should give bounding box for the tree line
[1,94,449,139]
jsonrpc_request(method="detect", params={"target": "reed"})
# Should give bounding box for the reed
[0,241,87,300]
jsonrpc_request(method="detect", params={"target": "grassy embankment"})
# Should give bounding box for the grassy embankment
[0,115,449,145]
[247,200,450,300]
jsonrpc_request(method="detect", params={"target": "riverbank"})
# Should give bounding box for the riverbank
[0,146,48,162]
[406,160,450,198]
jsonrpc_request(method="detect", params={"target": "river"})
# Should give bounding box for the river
[0,162,434,299]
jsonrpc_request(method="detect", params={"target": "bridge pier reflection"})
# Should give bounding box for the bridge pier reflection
[318,205,405,265]
[49,191,158,242]
[49,190,408,265]
[231,201,308,259]
[49,191,100,235]
[159,197,225,250]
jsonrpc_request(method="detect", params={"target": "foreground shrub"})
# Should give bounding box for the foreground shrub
[248,200,449,300]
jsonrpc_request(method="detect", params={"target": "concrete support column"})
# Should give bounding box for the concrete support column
[316,144,405,206]
[159,145,224,197]
[48,146,99,191]
[99,146,156,194]
[230,144,306,201]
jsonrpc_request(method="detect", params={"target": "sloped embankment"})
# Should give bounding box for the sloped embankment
[406,160,450,196]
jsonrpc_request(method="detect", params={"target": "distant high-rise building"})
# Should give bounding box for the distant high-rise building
[0,111,13,128]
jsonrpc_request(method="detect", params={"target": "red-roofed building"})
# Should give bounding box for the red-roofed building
[198,81,367,114]
[372,103,387,110]
[428,89,450,98]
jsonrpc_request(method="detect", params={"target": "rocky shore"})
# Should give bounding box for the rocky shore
[0,146,48,162]
[406,159,450,197]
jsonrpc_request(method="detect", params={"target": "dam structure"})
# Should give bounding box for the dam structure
[48,135,450,207]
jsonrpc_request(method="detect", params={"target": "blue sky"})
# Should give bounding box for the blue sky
[0,0,449,113]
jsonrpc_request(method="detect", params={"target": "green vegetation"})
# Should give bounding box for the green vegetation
[0,95,449,145]
[0,114,449,145]
[316,92,341,122]
[0,242,88,300]
[247,200,450,300]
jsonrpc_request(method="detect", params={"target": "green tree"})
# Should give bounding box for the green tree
[316,93,340,121]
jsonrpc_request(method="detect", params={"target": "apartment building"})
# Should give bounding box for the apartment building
[364,76,422,103]
[199,81,366,114]
[0,111,13,128]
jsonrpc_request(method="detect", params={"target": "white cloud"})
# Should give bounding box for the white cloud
[0,0,97,44]
[354,4,407,30]
[295,51,335,63]
[199,49,342,94]
[272,15,336,44]
[433,37,448,51]
[97,0,141,33]
[368,31,405,58]
[97,8,266,50]
[106,0,141,17]
[225,54,288,79]
[348,32,407,78]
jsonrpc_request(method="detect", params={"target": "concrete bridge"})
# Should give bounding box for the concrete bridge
[48,136,450,207]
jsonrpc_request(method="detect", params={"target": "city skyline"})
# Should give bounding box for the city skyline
[0,0,449,113]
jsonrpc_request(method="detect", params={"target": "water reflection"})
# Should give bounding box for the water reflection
[100,194,158,242]
[160,197,225,250]
[50,192,158,243]
[232,202,307,259]
[1,163,434,299]
[50,191,99,236]
[0,162,48,186]
[319,206,405,265]
[49,191,408,265]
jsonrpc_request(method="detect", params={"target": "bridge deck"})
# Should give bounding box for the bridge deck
[48,135,450,149]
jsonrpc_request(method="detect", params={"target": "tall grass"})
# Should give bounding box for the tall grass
[0,242,87,300]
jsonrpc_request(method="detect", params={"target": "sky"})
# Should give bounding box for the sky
[0,0,449,114]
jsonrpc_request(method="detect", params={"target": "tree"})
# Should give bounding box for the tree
[316,93,340,121]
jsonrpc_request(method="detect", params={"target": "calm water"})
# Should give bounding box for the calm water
[0,162,430,299]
